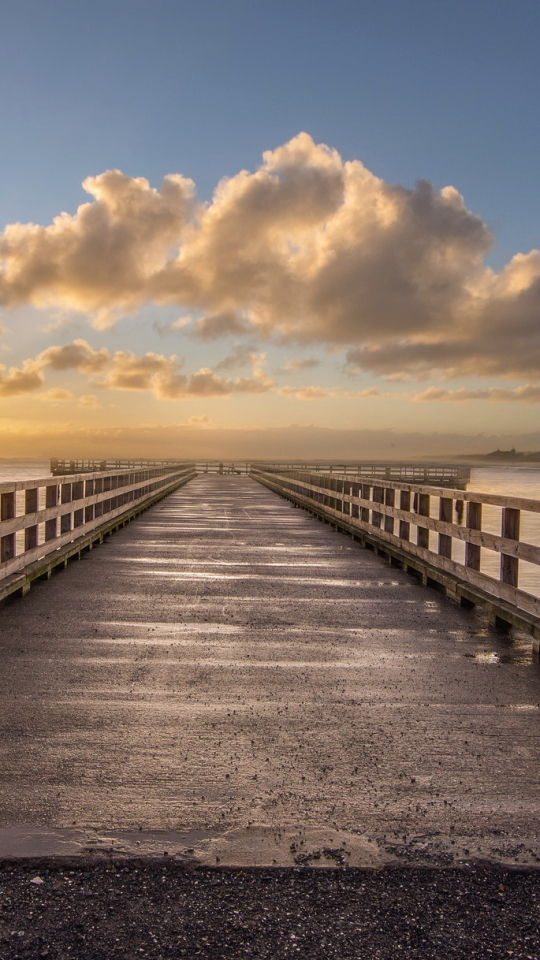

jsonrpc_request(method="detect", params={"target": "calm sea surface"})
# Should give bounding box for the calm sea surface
[1,459,539,596]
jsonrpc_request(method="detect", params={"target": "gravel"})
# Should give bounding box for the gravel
[0,860,539,959]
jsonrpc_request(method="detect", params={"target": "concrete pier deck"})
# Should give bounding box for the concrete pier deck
[1,475,540,867]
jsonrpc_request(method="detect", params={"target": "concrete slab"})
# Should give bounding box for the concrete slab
[1,475,540,867]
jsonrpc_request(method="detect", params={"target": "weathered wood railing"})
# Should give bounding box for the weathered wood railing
[50,457,190,475]
[0,463,196,602]
[251,462,470,486]
[251,467,540,641]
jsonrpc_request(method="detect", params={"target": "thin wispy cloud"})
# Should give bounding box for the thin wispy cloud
[282,358,321,371]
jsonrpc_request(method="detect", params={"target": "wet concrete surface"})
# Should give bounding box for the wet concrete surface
[1,474,540,868]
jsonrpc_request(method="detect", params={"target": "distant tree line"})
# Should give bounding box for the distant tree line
[481,448,540,462]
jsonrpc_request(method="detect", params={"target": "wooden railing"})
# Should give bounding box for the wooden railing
[1,463,196,601]
[251,462,470,487]
[251,467,540,640]
[50,457,190,475]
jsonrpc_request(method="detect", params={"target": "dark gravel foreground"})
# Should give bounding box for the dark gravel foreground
[0,861,539,959]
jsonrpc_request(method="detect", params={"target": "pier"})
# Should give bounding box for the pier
[1,469,540,868]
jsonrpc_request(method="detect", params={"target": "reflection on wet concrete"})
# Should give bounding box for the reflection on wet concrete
[1,475,540,868]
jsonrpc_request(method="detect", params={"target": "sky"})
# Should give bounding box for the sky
[1,0,540,460]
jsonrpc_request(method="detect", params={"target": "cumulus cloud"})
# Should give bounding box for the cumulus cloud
[0,170,194,327]
[98,350,180,391]
[0,359,44,396]
[98,348,273,400]
[189,414,211,425]
[78,394,100,407]
[190,312,254,340]
[38,338,110,373]
[2,133,540,381]
[0,337,277,402]
[214,344,265,371]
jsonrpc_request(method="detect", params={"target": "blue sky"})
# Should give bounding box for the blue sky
[1,0,540,457]
[2,0,539,262]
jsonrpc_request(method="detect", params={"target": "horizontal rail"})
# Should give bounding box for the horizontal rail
[251,461,471,484]
[1,464,196,600]
[50,457,192,475]
[250,468,540,639]
[52,458,471,483]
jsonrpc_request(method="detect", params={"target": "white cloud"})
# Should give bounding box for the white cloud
[2,134,540,381]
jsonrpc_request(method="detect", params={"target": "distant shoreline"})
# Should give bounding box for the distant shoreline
[462,450,540,464]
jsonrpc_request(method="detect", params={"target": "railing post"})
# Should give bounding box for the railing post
[399,490,410,541]
[24,487,39,551]
[351,483,359,519]
[45,484,58,541]
[1,491,16,563]
[384,488,394,534]
[500,507,520,588]
[438,496,452,559]
[360,485,370,523]
[465,501,481,570]
[372,486,384,528]
[417,493,430,549]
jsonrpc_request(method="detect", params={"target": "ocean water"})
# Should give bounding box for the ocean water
[1,459,539,596]
[0,459,51,483]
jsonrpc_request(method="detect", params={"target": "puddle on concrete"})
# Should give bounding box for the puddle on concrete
[0,826,385,868]
[464,651,533,666]
[100,621,243,635]
[0,827,209,860]
[128,559,331,568]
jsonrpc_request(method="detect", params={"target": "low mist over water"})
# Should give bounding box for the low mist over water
[0,459,51,482]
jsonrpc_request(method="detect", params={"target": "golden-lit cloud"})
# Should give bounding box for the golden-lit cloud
[188,414,211,425]
[277,385,386,400]
[38,338,110,373]
[0,359,44,396]
[190,312,254,340]
[78,394,100,407]
[2,133,540,381]
[0,338,277,402]
[5,332,540,408]
[97,349,274,400]
[45,388,74,401]
[412,384,540,403]
[214,344,265,371]
[282,357,321,371]
[0,170,194,328]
